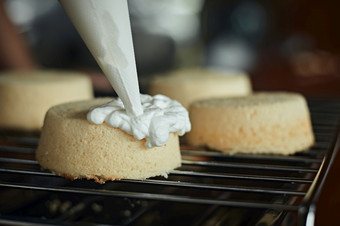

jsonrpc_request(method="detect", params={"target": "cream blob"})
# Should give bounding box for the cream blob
[87,94,191,148]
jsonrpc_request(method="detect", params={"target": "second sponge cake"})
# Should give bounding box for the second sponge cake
[149,68,252,108]
[0,70,93,131]
[186,92,315,155]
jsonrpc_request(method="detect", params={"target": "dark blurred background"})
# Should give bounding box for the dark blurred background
[1,0,340,96]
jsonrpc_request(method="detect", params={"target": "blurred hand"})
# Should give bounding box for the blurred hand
[0,0,37,70]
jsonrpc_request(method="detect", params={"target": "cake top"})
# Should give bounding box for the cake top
[192,92,305,108]
[152,68,249,83]
[87,94,191,148]
[0,70,90,84]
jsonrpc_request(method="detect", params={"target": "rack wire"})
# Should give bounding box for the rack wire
[0,98,339,225]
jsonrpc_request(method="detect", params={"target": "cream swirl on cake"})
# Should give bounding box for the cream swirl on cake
[87,94,191,148]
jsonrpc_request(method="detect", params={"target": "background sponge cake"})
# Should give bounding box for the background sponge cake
[186,92,315,155]
[0,70,93,131]
[149,68,252,108]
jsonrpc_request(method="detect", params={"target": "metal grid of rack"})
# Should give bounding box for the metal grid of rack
[0,98,339,225]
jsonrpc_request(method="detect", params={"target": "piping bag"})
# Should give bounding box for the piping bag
[59,0,143,117]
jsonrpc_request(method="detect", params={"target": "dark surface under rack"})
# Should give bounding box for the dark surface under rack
[0,98,340,226]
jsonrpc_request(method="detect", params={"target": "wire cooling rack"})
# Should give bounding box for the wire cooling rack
[0,98,339,225]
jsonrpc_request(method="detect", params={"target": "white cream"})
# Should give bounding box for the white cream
[87,94,191,148]
[59,0,143,116]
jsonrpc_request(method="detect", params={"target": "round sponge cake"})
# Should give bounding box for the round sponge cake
[186,92,315,155]
[0,70,93,131]
[149,68,252,108]
[36,98,182,183]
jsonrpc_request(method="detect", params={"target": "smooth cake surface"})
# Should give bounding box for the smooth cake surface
[0,70,93,131]
[149,68,252,108]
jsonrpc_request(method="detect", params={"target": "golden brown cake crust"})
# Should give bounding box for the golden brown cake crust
[36,98,181,183]
[186,92,315,155]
